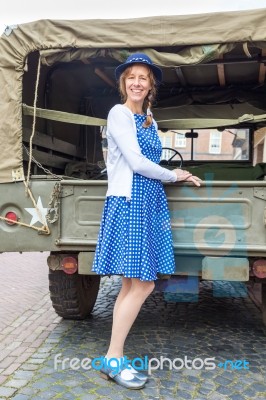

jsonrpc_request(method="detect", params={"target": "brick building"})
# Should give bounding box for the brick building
[158,128,251,163]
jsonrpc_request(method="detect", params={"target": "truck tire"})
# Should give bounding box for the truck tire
[49,270,100,320]
[262,283,266,327]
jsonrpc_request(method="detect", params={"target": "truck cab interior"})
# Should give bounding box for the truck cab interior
[21,32,266,182]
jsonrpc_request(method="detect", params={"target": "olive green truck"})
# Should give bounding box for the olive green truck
[0,9,266,325]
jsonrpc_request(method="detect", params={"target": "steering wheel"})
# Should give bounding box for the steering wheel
[161,147,183,168]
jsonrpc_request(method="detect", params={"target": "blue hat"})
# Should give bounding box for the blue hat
[115,52,162,84]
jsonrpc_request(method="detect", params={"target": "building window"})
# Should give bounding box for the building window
[161,136,172,160]
[175,132,186,148]
[209,131,222,154]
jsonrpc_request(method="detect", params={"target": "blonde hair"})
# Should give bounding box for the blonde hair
[118,65,157,128]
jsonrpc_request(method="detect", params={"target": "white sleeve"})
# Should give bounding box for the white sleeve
[107,106,177,182]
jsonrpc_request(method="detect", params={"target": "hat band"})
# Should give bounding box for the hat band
[129,57,150,64]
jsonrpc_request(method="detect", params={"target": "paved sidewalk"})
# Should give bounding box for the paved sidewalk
[0,252,61,386]
[0,253,265,399]
[0,275,265,399]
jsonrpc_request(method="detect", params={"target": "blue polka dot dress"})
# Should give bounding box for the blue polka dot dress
[92,114,175,281]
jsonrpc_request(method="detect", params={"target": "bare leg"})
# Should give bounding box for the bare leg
[113,277,132,319]
[106,278,155,359]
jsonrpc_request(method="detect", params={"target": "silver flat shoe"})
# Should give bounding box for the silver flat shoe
[100,365,146,389]
[126,364,148,382]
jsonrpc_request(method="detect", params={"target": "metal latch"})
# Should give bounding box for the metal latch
[60,186,74,198]
[254,187,266,201]
[12,167,24,182]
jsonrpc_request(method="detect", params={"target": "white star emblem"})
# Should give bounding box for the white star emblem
[24,196,49,226]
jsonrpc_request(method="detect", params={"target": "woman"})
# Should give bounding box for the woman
[92,53,201,389]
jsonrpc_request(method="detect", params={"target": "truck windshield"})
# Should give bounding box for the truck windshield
[159,127,251,163]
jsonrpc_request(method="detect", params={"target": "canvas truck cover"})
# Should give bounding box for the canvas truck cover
[1,8,266,183]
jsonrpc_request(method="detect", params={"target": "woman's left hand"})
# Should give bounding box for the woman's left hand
[173,168,201,187]
[184,175,202,187]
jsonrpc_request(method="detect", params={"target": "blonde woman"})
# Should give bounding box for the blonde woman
[92,53,201,389]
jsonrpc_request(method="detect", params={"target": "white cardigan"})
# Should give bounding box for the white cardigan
[106,104,177,199]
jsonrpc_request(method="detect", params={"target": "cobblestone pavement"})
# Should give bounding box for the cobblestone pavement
[0,252,60,387]
[0,254,266,400]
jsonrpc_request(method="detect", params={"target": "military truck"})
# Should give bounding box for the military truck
[1,8,266,325]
